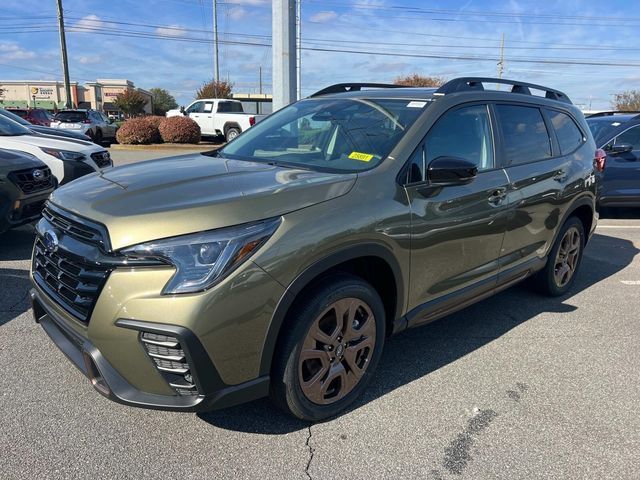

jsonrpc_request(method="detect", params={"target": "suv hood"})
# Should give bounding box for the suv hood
[49,153,356,250]
[0,148,46,172]
[1,133,99,152]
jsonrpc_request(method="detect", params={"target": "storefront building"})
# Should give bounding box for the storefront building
[0,79,153,115]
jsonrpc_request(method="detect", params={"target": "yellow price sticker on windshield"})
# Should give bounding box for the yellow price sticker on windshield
[348,152,374,162]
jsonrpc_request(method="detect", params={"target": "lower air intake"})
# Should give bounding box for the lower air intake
[140,332,199,396]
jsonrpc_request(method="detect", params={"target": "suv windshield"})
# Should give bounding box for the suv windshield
[220,98,427,172]
[55,111,88,123]
[586,116,636,144]
[0,114,32,136]
[0,109,32,126]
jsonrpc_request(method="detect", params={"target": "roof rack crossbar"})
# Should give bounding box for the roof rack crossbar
[310,83,406,98]
[435,77,573,105]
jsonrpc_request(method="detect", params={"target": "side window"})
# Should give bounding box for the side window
[613,125,640,150]
[547,110,585,154]
[217,101,243,113]
[495,104,552,165]
[203,102,214,113]
[425,104,494,170]
[185,102,203,114]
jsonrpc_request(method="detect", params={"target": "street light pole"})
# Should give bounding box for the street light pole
[56,0,73,109]
[272,0,297,110]
[213,0,220,83]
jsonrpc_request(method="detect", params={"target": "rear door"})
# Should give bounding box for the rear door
[495,104,581,277]
[405,103,510,323]
[602,124,640,201]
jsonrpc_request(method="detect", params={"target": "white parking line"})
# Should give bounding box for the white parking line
[620,280,640,285]
[597,225,640,229]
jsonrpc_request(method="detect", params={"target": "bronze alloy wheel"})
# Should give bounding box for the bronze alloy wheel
[554,226,581,288]
[298,298,377,405]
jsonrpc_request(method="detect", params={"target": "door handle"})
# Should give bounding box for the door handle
[488,188,507,205]
[553,169,567,182]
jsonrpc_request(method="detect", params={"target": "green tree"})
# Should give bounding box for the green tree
[196,80,233,99]
[149,87,178,116]
[612,90,640,111]
[393,74,447,87]
[113,89,147,118]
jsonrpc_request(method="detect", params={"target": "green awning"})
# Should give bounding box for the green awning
[0,100,29,108]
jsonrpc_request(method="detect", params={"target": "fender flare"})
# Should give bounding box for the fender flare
[223,122,241,135]
[552,193,596,248]
[258,243,405,376]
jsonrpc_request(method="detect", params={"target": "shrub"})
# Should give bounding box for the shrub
[146,115,166,128]
[159,116,201,143]
[115,117,161,144]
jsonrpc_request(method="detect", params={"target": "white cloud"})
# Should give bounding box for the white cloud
[0,42,35,60]
[309,11,338,23]
[71,14,104,30]
[78,55,101,64]
[225,0,267,5]
[228,7,247,21]
[155,24,187,37]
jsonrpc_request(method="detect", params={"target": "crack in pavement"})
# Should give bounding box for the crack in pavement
[305,424,315,480]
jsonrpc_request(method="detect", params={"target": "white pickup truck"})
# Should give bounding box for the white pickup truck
[166,99,256,142]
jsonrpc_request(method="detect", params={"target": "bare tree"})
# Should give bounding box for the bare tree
[393,74,447,87]
[612,90,640,111]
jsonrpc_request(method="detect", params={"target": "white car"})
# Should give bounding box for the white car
[0,113,112,185]
[166,99,255,142]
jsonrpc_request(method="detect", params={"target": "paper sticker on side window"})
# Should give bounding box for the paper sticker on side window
[407,101,427,108]
[348,152,374,162]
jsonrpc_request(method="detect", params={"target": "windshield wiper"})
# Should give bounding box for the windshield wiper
[266,160,312,171]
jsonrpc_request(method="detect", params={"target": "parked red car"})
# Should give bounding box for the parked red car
[6,108,53,127]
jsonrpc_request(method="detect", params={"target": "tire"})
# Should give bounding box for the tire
[92,129,103,145]
[270,274,386,421]
[225,127,241,142]
[532,216,585,296]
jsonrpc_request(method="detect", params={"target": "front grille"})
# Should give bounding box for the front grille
[141,332,199,396]
[8,167,55,194]
[91,151,112,168]
[42,207,104,248]
[33,238,111,322]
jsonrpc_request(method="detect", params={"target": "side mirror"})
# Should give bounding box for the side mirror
[180,106,186,114]
[610,143,634,154]
[427,156,478,186]
[108,118,114,124]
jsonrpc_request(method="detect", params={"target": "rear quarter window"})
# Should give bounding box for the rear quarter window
[495,104,552,166]
[547,109,585,155]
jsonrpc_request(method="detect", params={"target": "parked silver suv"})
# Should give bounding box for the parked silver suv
[50,109,118,144]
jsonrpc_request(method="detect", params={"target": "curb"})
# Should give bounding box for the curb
[109,143,224,151]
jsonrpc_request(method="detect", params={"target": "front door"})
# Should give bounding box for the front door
[602,124,640,202]
[185,101,208,133]
[405,103,510,324]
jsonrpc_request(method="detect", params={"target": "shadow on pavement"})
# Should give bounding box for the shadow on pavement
[0,224,36,262]
[198,232,638,433]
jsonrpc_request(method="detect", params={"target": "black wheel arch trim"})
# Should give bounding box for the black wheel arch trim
[554,193,596,247]
[258,242,405,377]
[223,122,241,134]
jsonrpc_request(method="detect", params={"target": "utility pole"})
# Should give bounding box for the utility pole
[213,0,220,84]
[296,0,302,100]
[497,33,505,82]
[259,65,263,94]
[272,0,297,110]
[56,0,72,109]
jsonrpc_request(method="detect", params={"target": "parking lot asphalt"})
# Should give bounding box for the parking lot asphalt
[1,151,639,479]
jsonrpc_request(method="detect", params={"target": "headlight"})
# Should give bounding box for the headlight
[122,218,281,294]
[40,148,86,161]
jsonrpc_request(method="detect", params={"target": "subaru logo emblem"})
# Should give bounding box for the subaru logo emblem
[32,169,44,180]
[43,230,59,253]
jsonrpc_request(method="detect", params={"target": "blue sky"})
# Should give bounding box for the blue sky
[1,0,640,109]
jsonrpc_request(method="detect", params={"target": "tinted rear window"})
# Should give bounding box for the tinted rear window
[8,109,27,118]
[495,104,552,165]
[55,111,88,122]
[217,101,243,113]
[548,110,585,155]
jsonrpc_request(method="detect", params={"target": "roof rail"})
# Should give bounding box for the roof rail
[435,77,573,105]
[310,83,406,97]
[585,111,640,118]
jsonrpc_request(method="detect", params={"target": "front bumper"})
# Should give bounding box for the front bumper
[0,190,51,233]
[31,289,270,412]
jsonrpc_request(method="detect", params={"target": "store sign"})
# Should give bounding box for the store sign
[104,92,121,97]
[30,87,54,98]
